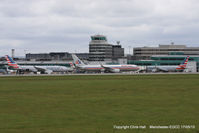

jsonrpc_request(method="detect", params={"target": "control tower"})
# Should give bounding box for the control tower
[89,35,113,61]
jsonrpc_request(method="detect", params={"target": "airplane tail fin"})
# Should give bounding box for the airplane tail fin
[5,55,19,69]
[71,54,85,67]
[179,56,190,68]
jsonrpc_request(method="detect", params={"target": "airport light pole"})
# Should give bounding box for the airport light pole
[128,46,131,55]
[24,49,27,62]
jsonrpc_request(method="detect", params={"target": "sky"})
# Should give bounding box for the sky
[0,0,199,56]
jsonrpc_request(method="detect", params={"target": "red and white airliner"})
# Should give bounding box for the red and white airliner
[72,54,139,73]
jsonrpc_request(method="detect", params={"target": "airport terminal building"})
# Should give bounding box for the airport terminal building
[129,44,199,72]
[26,52,89,61]
[133,44,199,60]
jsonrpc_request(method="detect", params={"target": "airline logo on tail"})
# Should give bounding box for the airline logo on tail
[75,60,82,65]
[5,55,19,69]
[177,56,190,69]
[71,54,85,67]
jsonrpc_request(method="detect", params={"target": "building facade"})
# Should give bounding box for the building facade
[133,44,199,60]
[26,52,89,61]
[26,52,71,61]
[112,45,124,60]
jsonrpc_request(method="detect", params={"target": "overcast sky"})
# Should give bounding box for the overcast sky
[1,0,199,56]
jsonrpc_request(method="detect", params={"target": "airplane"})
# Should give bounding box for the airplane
[5,55,73,74]
[71,54,104,73]
[101,64,140,73]
[147,56,190,72]
[72,54,139,73]
[6,55,38,73]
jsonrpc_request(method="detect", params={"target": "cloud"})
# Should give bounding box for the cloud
[0,0,199,56]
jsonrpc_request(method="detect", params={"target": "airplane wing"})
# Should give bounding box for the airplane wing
[100,64,120,73]
[34,66,53,74]
[156,67,169,72]
[100,64,111,70]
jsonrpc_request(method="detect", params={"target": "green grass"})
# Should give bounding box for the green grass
[0,74,199,133]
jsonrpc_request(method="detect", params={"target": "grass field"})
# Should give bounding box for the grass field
[0,74,199,133]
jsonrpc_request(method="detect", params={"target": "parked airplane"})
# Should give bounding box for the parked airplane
[147,56,190,72]
[101,64,140,73]
[5,55,73,74]
[6,55,38,73]
[72,54,104,73]
[72,54,139,73]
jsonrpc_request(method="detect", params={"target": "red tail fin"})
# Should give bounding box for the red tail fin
[5,55,19,69]
[178,56,190,68]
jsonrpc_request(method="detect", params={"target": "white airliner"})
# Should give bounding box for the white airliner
[5,55,73,74]
[147,56,190,72]
[72,54,104,72]
[72,54,139,73]
[102,64,139,73]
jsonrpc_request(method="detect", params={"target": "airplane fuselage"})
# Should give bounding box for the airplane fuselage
[16,65,73,73]
[35,66,73,72]
[77,64,139,73]
[19,65,38,72]
[147,65,185,72]
[78,65,104,72]
[103,65,139,71]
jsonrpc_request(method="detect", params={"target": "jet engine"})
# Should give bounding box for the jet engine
[100,69,105,72]
[110,69,120,73]
[45,70,53,74]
